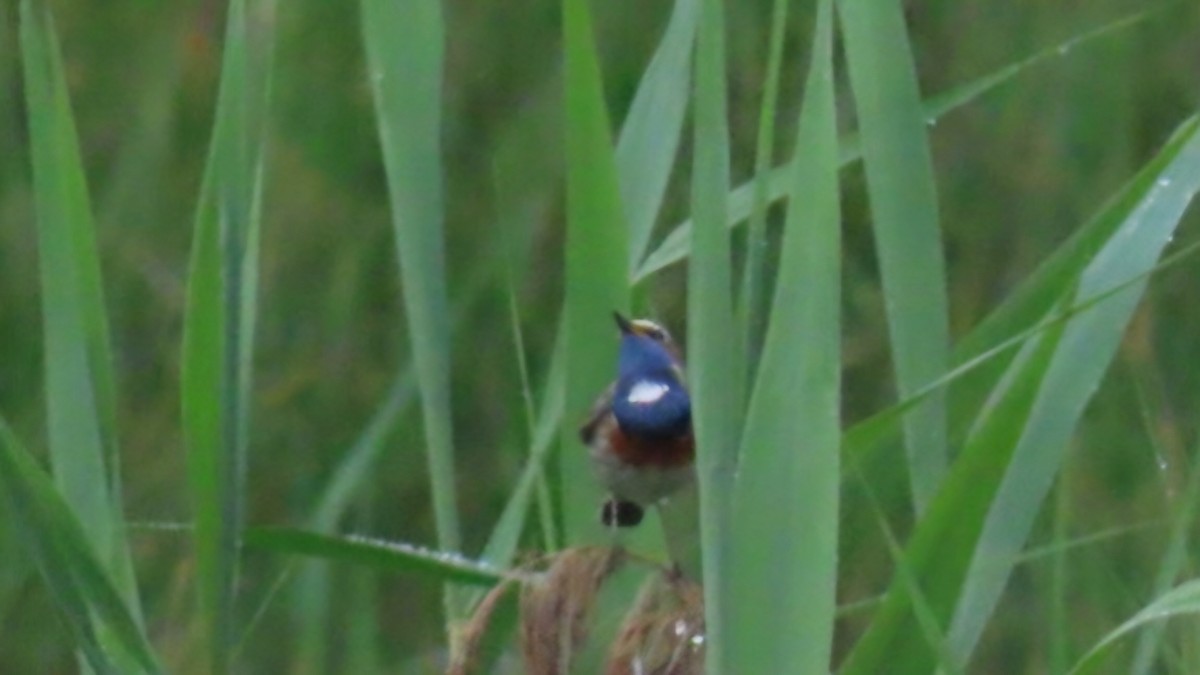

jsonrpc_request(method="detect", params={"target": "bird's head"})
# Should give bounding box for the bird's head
[613,312,682,381]
[611,313,689,439]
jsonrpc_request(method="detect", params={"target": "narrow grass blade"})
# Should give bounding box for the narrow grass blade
[688,0,742,669]
[838,0,949,513]
[180,1,274,669]
[360,0,464,627]
[290,267,504,672]
[618,0,698,269]
[1069,579,1200,675]
[246,528,505,587]
[0,420,161,674]
[727,2,839,672]
[19,0,141,619]
[492,161,562,555]
[842,232,1200,485]
[858,481,965,675]
[0,8,19,187]
[841,234,1200,546]
[344,570,384,673]
[737,0,790,379]
[560,0,631,542]
[481,327,566,567]
[839,309,1067,675]
[947,116,1200,434]
[1050,461,1071,675]
[292,368,416,672]
[634,9,1153,282]
[312,372,416,534]
[919,10,1153,133]
[1130,432,1200,672]
[839,115,1200,675]
[946,118,1200,664]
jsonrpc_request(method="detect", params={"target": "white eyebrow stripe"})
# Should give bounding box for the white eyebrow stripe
[627,380,670,405]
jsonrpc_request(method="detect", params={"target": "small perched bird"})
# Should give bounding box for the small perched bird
[580,313,694,527]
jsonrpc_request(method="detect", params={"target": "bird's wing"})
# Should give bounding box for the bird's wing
[579,383,616,445]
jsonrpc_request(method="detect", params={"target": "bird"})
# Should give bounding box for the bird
[580,312,694,527]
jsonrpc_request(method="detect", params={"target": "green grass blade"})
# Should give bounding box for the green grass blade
[618,0,698,269]
[947,116,1200,432]
[842,233,1200,487]
[946,117,1200,664]
[481,327,566,566]
[842,233,1200,509]
[634,9,1152,282]
[859,484,965,675]
[839,308,1068,675]
[290,267,506,671]
[1049,457,1071,675]
[360,0,463,624]
[312,372,416,534]
[688,0,742,669]
[245,528,505,587]
[180,1,274,669]
[454,326,564,660]
[737,0,789,379]
[1130,433,1200,672]
[0,420,161,674]
[1069,579,1200,675]
[560,0,631,542]
[839,115,1200,675]
[291,368,416,672]
[18,0,141,621]
[838,0,949,513]
[493,162,561,555]
[919,10,1153,137]
[727,2,839,672]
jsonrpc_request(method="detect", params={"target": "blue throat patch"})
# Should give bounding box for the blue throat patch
[612,334,691,440]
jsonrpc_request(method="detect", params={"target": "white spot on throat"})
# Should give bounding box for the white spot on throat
[627,380,670,405]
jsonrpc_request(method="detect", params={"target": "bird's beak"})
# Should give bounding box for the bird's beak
[613,311,634,335]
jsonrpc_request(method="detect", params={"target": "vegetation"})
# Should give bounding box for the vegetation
[1,0,1199,672]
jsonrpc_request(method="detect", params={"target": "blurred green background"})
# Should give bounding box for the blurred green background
[1,0,1199,672]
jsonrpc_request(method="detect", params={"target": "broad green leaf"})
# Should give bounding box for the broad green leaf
[180,1,274,669]
[360,0,463,625]
[245,528,505,587]
[947,117,1200,665]
[838,0,949,513]
[560,0,631,542]
[688,0,741,669]
[1070,579,1200,675]
[19,0,141,621]
[0,420,161,674]
[618,0,699,269]
[634,9,1153,282]
[727,2,838,673]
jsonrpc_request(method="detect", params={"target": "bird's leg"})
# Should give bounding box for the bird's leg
[601,498,645,528]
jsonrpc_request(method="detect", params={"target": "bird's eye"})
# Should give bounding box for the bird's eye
[646,328,665,341]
